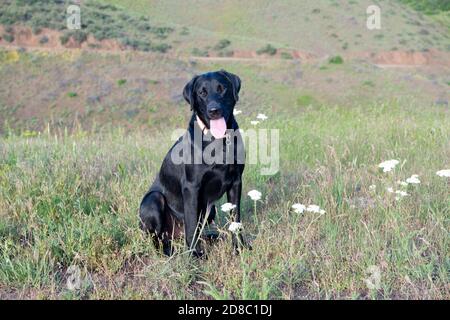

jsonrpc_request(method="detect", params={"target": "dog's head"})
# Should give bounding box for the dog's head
[183,70,241,138]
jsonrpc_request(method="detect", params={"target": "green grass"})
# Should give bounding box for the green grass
[256,44,277,56]
[0,99,448,299]
[0,0,173,52]
[399,0,450,14]
[329,55,344,64]
[100,0,450,53]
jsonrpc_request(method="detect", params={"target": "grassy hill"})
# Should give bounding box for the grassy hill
[0,0,449,300]
[103,0,450,53]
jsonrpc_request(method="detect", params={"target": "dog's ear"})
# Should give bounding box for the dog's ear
[183,75,199,111]
[219,69,241,102]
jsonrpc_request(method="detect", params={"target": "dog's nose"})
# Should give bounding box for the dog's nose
[207,107,222,118]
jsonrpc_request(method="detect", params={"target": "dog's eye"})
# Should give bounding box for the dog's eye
[199,89,207,98]
[217,85,223,94]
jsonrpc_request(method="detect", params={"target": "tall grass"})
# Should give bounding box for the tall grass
[0,101,449,299]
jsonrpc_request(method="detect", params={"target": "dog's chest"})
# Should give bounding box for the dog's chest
[200,165,236,200]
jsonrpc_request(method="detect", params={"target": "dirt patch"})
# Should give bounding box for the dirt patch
[351,49,450,67]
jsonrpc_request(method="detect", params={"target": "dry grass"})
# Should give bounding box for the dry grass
[0,99,448,299]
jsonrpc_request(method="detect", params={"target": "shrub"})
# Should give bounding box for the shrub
[191,47,209,57]
[398,0,450,14]
[151,27,173,39]
[329,55,344,64]
[256,44,277,56]
[280,52,293,59]
[60,33,71,45]
[214,39,231,50]
[117,79,127,86]
[3,34,14,43]
[72,31,88,44]
[363,80,375,87]
[151,43,171,53]
[39,36,49,44]
[296,94,316,107]
[180,27,189,36]
[67,92,78,98]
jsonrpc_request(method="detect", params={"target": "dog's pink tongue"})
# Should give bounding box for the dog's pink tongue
[209,118,227,139]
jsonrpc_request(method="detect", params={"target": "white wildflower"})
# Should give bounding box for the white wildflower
[247,190,262,201]
[233,109,242,115]
[387,187,394,193]
[256,113,268,121]
[378,159,399,172]
[436,169,450,178]
[292,203,306,214]
[306,204,325,214]
[406,174,420,184]
[221,203,236,212]
[369,185,376,191]
[395,190,409,197]
[228,222,242,233]
[250,120,260,125]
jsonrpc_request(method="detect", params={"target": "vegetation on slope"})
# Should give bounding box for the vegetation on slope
[0,0,174,52]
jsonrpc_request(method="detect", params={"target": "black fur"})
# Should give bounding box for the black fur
[139,70,248,257]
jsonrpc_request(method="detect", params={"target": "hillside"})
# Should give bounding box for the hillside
[0,0,449,133]
[0,0,449,300]
[104,0,450,54]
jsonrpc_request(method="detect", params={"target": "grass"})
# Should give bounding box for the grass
[117,79,127,86]
[0,99,448,299]
[0,0,173,52]
[0,0,449,300]
[100,0,450,53]
[399,0,450,14]
[329,56,344,64]
[256,44,277,56]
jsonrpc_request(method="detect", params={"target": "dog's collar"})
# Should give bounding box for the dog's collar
[196,115,209,135]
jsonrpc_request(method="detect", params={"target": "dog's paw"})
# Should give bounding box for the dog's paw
[192,248,208,259]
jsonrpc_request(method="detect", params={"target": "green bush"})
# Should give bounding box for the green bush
[72,31,88,44]
[67,92,78,98]
[39,36,49,44]
[256,44,277,56]
[117,79,127,86]
[3,34,14,43]
[329,55,344,64]
[280,52,293,59]
[296,94,316,107]
[151,43,171,53]
[59,33,70,45]
[398,0,450,14]
[0,0,174,53]
[214,39,231,50]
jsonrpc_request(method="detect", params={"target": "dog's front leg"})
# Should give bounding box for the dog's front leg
[182,185,204,258]
[227,177,251,253]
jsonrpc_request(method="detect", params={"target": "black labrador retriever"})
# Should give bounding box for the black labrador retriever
[139,70,247,257]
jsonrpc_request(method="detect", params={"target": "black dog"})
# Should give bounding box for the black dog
[139,70,247,257]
